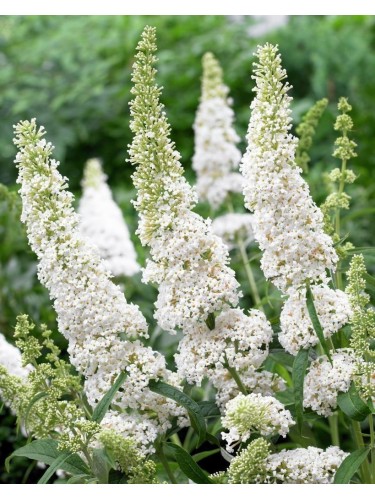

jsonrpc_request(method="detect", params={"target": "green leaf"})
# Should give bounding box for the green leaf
[268,349,294,368]
[165,443,212,484]
[192,449,220,463]
[197,401,221,418]
[92,371,127,423]
[334,448,370,483]
[38,451,72,484]
[5,439,89,476]
[337,382,371,421]
[149,380,206,446]
[24,391,48,431]
[91,448,111,484]
[292,348,310,433]
[306,284,332,363]
[346,247,375,257]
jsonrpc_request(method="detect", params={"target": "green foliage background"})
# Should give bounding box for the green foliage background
[0,14,374,483]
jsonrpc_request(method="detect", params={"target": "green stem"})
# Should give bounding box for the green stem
[328,414,340,447]
[369,414,375,483]
[224,358,248,395]
[352,421,372,483]
[335,151,347,290]
[237,236,264,312]
[157,446,177,484]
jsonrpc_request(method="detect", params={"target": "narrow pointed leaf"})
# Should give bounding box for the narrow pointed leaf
[306,284,332,363]
[24,391,48,431]
[337,382,371,421]
[149,380,206,445]
[38,451,72,484]
[334,448,370,483]
[92,371,127,423]
[5,439,89,476]
[166,443,212,484]
[292,348,310,433]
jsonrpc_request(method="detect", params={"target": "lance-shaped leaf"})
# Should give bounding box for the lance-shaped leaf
[149,380,206,446]
[292,348,310,433]
[306,284,332,363]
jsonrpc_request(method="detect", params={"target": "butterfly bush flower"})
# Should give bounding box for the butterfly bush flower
[240,44,338,294]
[227,441,347,484]
[192,52,243,209]
[303,349,357,416]
[264,446,348,484]
[128,27,240,334]
[13,119,185,453]
[212,213,254,250]
[175,308,272,385]
[222,393,294,452]
[78,158,140,278]
[279,284,352,355]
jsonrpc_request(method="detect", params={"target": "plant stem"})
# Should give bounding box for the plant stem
[237,235,264,312]
[369,414,375,483]
[328,414,340,447]
[225,359,248,395]
[157,446,177,484]
[335,150,347,290]
[352,420,372,483]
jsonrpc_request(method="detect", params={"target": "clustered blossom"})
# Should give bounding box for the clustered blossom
[14,119,185,453]
[279,284,352,355]
[175,308,272,385]
[264,446,348,484]
[78,158,140,278]
[192,52,242,209]
[240,44,338,294]
[227,442,347,484]
[212,213,254,250]
[222,393,294,452]
[213,367,286,411]
[303,349,357,416]
[128,27,240,333]
[0,333,31,380]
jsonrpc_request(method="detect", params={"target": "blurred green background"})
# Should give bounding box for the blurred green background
[0,14,375,482]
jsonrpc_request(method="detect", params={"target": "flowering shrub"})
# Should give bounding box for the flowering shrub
[0,25,374,485]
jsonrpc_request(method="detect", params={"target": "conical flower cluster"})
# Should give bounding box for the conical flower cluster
[240,44,338,294]
[78,158,140,278]
[14,119,185,453]
[128,27,240,334]
[192,52,243,209]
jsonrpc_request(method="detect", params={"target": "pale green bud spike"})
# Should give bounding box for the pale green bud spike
[345,254,375,401]
[81,158,106,189]
[296,98,328,173]
[128,26,195,244]
[201,52,228,101]
[227,438,270,484]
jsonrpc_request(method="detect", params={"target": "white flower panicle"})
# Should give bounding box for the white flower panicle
[265,446,348,484]
[0,333,31,380]
[222,393,294,452]
[175,308,272,385]
[192,52,242,209]
[212,213,254,250]
[304,349,357,416]
[240,44,338,293]
[128,27,240,333]
[279,284,352,355]
[13,119,185,453]
[78,158,140,277]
